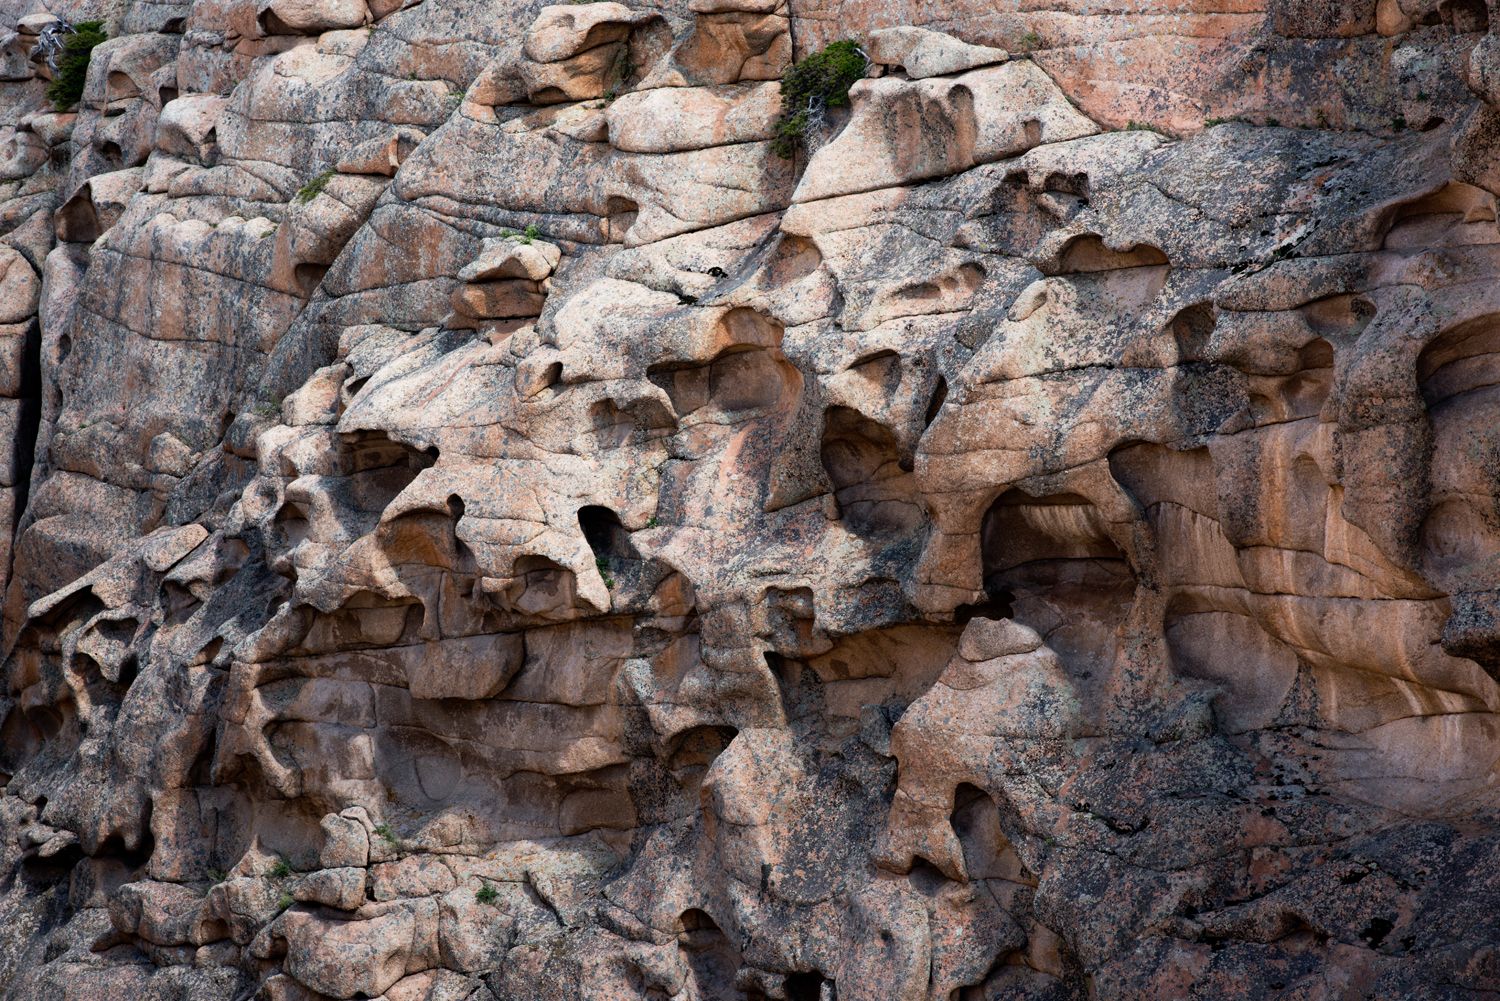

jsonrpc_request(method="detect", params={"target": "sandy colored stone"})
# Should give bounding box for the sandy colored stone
[450,280,546,322]
[0,247,39,326]
[867,26,1008,78]
[259,0,370,34]
[155,94,228,161]
[294,867,367,910]
[4,5,1500,1001]
[956,616,1042,662]
[337,127,426,177]
[793,61,1098,202]
[523,3,658,63]
[319,810,373,868]
[605,81,780,153]
[457,238,561,283]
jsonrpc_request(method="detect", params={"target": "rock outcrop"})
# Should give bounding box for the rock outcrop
[3,0,1500,998]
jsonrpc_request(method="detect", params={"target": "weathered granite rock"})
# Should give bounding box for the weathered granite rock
[2,0,1500,998]
[794,61,1099,202]
[867,25,1008,78]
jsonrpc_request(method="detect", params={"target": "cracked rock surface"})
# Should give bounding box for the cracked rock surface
[4,0,1500,997]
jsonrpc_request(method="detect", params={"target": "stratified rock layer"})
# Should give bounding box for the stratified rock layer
[3,0,1500,997]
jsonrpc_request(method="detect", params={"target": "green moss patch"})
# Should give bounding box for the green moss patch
[294,168,335,205]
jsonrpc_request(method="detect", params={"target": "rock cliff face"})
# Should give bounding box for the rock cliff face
[4,0,1500,997]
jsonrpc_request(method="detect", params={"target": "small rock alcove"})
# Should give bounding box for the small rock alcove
[979,490,1134,683]
[819,406,923,538]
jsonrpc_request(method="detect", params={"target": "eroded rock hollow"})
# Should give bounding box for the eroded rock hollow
[4,0,1500,996]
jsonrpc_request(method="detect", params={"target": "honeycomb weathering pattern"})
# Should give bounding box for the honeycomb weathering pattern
[3,0,1500,997]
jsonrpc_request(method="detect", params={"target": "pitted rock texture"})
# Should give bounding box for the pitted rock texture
[4,0,1500,997]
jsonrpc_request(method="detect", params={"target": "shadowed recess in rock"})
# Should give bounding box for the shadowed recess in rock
[8,3,1500,999]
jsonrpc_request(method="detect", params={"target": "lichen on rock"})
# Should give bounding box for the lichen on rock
[3,0,1500,998]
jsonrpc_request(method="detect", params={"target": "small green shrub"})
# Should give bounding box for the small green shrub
[294,168,335,205]
[772,40,868,159]
[373,823,398,843]
[201,868,228,895]
[276,891,294,911]
[1124,120,1165,134]
[268,858,291,878]
[47,21,107,112]
[498,224,543,244]
[476,883,499,905]
[595,556,615,589]
[1016,31,1043,52]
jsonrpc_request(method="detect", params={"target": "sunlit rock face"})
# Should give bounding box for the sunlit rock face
[3,0,1500,995]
